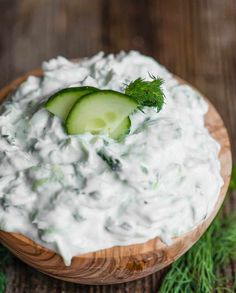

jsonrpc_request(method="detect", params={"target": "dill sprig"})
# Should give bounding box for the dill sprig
[213,214,236,264]
[125,75,165,111]
[159,214,236,293]
[229,165,236,190]
[159,222,216,293]
[0,272,6,293]
[158,259,193,292]
[160,165,236,292]
[186,224,215,293]
[159,162,236,293]
[0,245,11,293]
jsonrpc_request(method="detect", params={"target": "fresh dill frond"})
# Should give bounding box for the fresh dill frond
[159,165,236,292]
[186,224,215,293]
[213,214,236,264]
[0,272,6,293]
[0,245,11,293]
[229,165,236,190]
[159,222,215,293]
[215,275,236,293]
[158,258,194,293]
[159,214,236,293]
[124,75,165,111]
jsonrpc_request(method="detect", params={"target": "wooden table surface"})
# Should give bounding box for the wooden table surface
[0,0,235,292]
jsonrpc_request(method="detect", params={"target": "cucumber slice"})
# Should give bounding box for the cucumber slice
[110,117,131,140]
[65,90,137,138]
[44,86,98,120]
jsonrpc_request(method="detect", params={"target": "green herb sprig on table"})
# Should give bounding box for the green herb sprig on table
[229,165,236,190]
[0,245,11,293]
[125,75,165,111]
[159,216,236,293]
[159,166,236,293]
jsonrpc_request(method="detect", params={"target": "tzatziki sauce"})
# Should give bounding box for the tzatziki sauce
[0,51,223,265]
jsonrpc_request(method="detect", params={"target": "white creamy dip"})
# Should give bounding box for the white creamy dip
[0,52,223,265]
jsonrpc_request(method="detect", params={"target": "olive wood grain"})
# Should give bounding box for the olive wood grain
[0,69,232,285]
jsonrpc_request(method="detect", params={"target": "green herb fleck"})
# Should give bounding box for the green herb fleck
[125,75,165,111]
[97,150,121,171]
[32,178,49,191]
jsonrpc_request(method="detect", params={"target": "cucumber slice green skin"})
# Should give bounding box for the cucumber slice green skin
[44,86,99,121]
[65,90,137,139]
[110,117,131,140]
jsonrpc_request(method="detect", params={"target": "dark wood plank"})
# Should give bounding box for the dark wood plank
[0,0,104,88]
[0,0,236,292]
[102,0,154,55]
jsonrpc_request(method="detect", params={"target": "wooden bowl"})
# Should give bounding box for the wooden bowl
[0,69,232,285]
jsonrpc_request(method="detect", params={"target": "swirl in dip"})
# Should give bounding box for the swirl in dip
[0,52,223,265]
